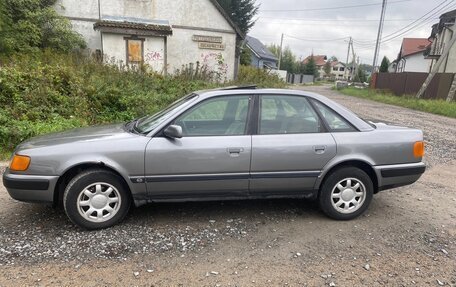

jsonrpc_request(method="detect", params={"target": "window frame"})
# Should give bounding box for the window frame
[161,94,254,138]
[125,36,145,66]
[309,99,359,133]
[254,94,329,135]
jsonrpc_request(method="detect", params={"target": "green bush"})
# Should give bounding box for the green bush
[0,53,285,157]
[236,65,286,88]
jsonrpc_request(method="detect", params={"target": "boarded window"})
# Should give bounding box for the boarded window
[127,39,143,64]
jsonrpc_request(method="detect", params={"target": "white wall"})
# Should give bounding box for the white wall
[402,53,431,73]
[167,28,236,80]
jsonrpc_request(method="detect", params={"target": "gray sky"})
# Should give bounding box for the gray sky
[249,0,454,66]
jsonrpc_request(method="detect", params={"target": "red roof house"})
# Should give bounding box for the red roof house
[396,38,432,72]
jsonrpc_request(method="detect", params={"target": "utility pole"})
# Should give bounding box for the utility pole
[278,33,284,70]
[372,0,387,72]
[351,40,356,80]
[345,37,352,80]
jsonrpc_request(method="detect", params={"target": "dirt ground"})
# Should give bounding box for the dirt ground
[0,85,455,287]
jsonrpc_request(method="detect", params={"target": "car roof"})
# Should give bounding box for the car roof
[195,88,374,132]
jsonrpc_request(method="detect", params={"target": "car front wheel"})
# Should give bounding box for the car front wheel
[319,167,373,220]
[63,169,131,230]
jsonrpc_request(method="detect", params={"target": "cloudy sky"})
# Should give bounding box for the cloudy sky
[249,0,454,66]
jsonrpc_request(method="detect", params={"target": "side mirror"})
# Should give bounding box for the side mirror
[164,125,183,139]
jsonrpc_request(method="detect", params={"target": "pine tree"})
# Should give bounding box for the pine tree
[216,0,259,35]
[379,56,390,73]
[304,55,318,77]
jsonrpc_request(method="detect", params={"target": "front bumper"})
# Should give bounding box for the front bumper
[2,168,59,203]
[374,162,426,191]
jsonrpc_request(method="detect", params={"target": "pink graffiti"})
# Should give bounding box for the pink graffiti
[145,51,163,62]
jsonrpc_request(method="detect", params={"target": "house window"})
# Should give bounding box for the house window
[333,67,338,71]
[125,38,144,65]
[339,67,345,71]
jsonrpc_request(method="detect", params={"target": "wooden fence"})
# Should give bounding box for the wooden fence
[372,72,455,101]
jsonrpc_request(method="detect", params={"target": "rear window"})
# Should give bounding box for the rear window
[312,100,357,132]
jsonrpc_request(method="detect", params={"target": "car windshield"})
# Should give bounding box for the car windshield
[134,94,198,133]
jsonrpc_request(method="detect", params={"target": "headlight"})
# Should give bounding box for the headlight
[10,154,31,171]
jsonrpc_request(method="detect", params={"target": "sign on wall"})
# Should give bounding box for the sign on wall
[198,42,225,50]
[193,35,225,51]
[192,35,223,43]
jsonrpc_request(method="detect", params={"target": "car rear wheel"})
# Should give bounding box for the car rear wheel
[319,167,373,220]
[63,169,131,230]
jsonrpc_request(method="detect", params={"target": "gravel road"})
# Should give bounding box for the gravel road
[0,85,455,286]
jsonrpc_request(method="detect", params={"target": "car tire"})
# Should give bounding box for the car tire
[319,167,373,220]
[63,169,131,230]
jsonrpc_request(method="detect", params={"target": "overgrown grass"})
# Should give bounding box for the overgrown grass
[339,87,456,119]
[0,51,285,159]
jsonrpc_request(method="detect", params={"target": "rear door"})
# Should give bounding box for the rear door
[144,95,252,199]
[250,94,337,196]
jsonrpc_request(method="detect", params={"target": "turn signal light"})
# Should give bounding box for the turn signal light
[413,141,425,158]
[10,155,31,171]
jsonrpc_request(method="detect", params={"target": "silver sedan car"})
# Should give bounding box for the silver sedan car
[3,88,426,229]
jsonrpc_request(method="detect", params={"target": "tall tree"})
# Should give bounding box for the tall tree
[0,0,85,55]
[303,55,318,77]
[268,44,298,73]
[379,56,390,73]
[216,0,259,35]
[323,61,331,77]
[240,46,251,66]
[354,66,368,83]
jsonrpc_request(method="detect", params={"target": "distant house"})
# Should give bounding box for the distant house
[395,38,431,73]
[388,60,397,73]
[303,55,327,76]
[426,9,456,73]
[330,61,346,79]
[245,36,278,69]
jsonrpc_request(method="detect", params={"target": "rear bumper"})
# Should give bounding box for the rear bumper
[374,162,426,191]
[2,168,59,203]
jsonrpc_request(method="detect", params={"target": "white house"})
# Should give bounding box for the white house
[395,38,431,73]
[330,61,346,79]
[54,0,243,80]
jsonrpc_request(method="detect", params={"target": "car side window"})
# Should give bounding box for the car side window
[259,95,322,134]
[312,100,356,132]
[174,96,250,136]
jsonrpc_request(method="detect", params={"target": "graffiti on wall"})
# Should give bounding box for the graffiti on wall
[145,51,163,62]
[200,52,228,81]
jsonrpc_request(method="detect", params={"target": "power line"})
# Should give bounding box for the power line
[284,34,350,42]
[355,0,454,44]
[261,0,411,12]
[258,16,435,22]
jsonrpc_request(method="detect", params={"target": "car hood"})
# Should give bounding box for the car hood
[17,124,130,150]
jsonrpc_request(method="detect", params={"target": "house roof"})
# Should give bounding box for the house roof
[303,55,327,66]
[246,36,278,62]
[209,0,245,39]
[94,20,173,36]
[330,61,345,67]
[429,9,456,38]
[399,38,431,58]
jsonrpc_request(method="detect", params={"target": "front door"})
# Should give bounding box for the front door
[250,94,337,196]
[145,95,252,199]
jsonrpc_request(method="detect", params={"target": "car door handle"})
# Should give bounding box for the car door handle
[227,147,244,154]
[314,146,326,154]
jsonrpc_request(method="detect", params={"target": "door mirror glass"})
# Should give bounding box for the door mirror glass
[164,125,183,139]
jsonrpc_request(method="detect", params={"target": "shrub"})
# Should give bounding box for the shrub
[0,53,286,157]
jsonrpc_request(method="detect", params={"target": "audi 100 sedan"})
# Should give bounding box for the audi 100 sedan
[3,87,426,229]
